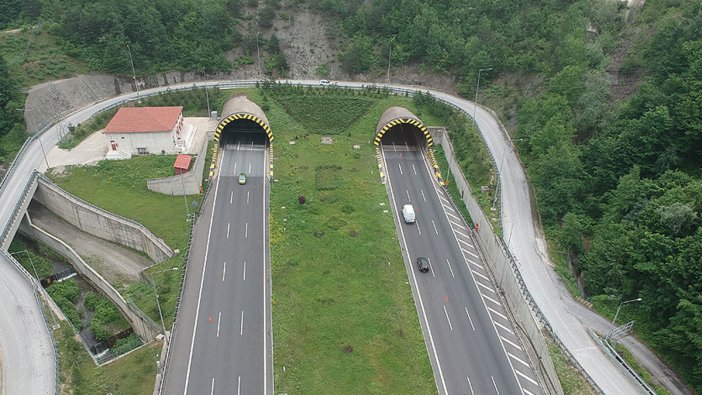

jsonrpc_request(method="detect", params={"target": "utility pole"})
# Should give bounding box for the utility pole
[126,44,139,97]
[256,31,262,79]
[473,67,492,126]
[387,37,396,82]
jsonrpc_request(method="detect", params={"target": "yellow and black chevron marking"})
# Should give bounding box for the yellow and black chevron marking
[209,141,220,178]
[268,141,274,178]
[374,118,433,147]
[427,149,446,186]
[214,113,274,142]
[375,147,386,184]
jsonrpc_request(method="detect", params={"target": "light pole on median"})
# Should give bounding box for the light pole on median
[606,297,642,341]
[473,67,492,127]
[148,267,180,343]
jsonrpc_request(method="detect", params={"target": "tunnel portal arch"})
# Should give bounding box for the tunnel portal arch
[374,107,432,147]
[214,94,273,143]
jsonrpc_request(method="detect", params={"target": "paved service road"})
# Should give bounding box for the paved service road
[381,130,542,395]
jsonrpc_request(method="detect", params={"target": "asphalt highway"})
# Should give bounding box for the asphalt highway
[0,79,646,394]
[381,130,542,395]
[180,132,272,395]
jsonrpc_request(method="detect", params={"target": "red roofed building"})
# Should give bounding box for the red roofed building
[103,106,184,159]
[174,154,192,175]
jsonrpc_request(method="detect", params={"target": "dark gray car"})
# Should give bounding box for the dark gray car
[416,256,430,272]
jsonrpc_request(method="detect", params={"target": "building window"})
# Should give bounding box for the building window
[137,147,149,155]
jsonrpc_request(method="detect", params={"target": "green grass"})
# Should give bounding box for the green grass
[546,337,596,394]
[55,324,159,395]
[0,27,89,87]
[48,155,197,330]
[49,156,195,248]
[268,92,436,393]
[272,93,375,134]
[612,343,671,395]
[48,87,496,393]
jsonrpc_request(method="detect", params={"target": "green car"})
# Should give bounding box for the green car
[238,172,247,185]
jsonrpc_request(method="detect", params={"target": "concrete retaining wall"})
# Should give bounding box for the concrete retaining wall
[0,173,38,251]
[147,139,208,196]
[19,216,160,342]
[32,175,173,263]
[438,135,564,395]
[24,75,133,135]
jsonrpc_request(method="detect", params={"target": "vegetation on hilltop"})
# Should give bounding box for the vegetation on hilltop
[2,0,701,390]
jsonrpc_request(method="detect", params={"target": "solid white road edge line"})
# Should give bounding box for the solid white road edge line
[183,148,224,395]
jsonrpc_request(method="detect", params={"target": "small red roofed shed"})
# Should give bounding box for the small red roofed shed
[174,154,192,175]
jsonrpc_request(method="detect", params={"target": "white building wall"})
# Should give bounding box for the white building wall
[106,131,178,156]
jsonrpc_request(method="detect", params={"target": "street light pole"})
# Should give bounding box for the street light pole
[126,44,139,97]
[387,37,396,82]
[256,31,262,79]
[17,109,50,169]
[148,267,179,343]
[203,70,211,117]
[473,67,492,126]
[9,250,40,280]
[606,297,642,340]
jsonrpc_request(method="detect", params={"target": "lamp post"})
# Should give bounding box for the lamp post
[606,297,642,341]
[148,267,180,342]
[387,36,396,82]
[202,68,211,117]
[17,109,50,169]
[9,250,40,281]
[126,44,139,97]
[473,67,492,126]
[256,31,262,79]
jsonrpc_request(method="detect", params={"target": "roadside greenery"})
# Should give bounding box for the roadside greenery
[58,108,117,149]
[55,324,158,395]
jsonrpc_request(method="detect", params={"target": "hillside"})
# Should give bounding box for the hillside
[1,0,701,392]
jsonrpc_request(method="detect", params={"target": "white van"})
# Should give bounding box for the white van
[402,204,416,224]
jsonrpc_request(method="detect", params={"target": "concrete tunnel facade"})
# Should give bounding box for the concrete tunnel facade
[374,106,433,147]
[214,93,273,143]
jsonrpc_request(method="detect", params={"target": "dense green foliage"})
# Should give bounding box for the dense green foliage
[0,55,26,165]
[2,0,288,77]
[55,324,157,394]
[47,279,83,330]
[507,1,702,389]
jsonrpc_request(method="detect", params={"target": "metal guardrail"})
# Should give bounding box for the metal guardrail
[157,176,212,394]
[1,247,61,394]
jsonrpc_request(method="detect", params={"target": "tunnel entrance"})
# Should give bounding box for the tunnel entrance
[374,107,433,149]
[214,94,273,146]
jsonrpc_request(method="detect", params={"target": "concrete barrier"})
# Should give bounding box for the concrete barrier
[147,139,208,196]
[19,215,161,342]
[438,134,564,395]
[32,174,173,263]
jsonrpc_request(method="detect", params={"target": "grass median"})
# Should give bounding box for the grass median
[266,90,437,394]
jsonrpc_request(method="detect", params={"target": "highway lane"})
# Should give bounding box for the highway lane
[0,78,642,394]
[181,132,272,395]
[382,137,542,395]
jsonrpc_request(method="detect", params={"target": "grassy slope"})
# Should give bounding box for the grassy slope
[268,93,437,393]
[55,324,158,395]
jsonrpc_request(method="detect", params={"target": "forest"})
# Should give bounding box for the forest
[1,0,701,390]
